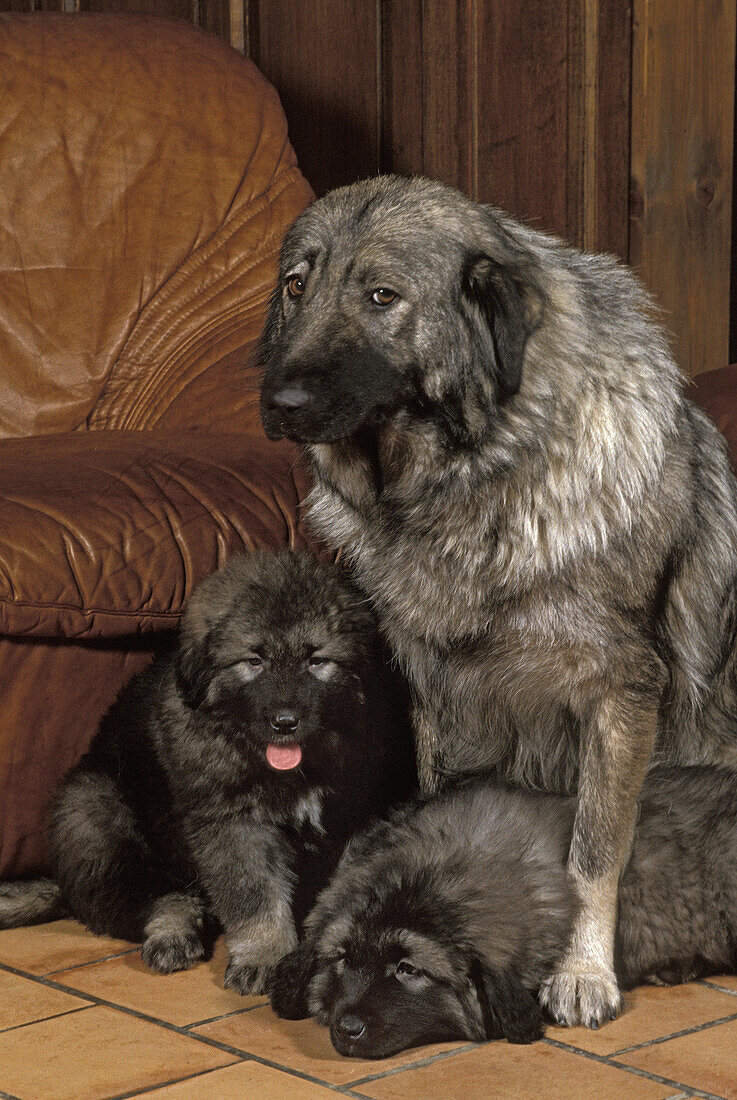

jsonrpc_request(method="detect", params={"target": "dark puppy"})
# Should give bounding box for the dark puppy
[271,767,737,1058]
[0,550,414,994]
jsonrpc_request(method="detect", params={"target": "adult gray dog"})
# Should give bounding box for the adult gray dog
[260,174,737,1028]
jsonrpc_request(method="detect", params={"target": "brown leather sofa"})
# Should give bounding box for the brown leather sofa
[1,12,736,887]
[0,13,316,877]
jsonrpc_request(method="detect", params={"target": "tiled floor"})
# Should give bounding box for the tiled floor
[1,921,736,1099]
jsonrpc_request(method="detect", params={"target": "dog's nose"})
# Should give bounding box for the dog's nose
[270,710,300,731]
[336,1014,366,1041]
[268,385,313,411]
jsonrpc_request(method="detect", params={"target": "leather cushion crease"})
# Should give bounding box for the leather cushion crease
[0,431,316,639]
[0,13,316,876]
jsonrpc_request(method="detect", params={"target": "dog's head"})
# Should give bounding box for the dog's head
[175,551,376,774]
[271,923,543,1059]
[269,858,545,1059]
[259,175,542,448]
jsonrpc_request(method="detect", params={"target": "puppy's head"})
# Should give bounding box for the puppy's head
[273,871,544,1058]
[259,174,542,449]
[272,926,542,1059]
[176,551,376,774]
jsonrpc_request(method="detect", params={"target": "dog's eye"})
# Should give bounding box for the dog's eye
[371,287,397,307]
[286,274,306,298]
[396,960,418,977]
[246,656,263,668]
[309,656,325,667]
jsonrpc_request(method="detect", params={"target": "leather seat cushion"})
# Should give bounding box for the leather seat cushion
[0,431,315,639]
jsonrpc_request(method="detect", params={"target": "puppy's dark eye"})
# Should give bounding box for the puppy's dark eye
[308,656,325,667]
[371,287,397,307]
[286,274,305,298]
[396,960,418,977]
[246,656,263,668]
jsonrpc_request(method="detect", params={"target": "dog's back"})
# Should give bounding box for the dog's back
[618,766,737,986]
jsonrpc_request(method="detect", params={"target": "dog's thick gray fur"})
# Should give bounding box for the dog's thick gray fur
[260,174,737,1027]
[270,767,737,1058]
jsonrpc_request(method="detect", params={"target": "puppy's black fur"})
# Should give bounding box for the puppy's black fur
[0,551,414,994]
[271,767,737,1057]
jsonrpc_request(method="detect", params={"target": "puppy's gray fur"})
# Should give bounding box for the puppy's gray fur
[0,551,413,994]
[270,767,737,1058]
[260,174,737,1026]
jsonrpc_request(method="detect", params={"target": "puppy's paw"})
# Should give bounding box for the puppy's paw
[223,959,272,996]
[142,930,205,974]
[270,942,317,1019]
[539,963,622,1029]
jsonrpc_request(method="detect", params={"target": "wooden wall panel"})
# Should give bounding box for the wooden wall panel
[248,0,380,199]
[630,0,736,377]
[475,0,572,237]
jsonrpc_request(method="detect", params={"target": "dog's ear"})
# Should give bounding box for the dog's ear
[175,628,213,710]
[462,254,541,399]
[470,959,544,1044]
[269,941,319,1020]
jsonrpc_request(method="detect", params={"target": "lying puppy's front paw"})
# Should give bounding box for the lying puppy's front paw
[269,942,317,1019]
[142,931,205,974]
[224,959,272,996]
[539,963,622,1029]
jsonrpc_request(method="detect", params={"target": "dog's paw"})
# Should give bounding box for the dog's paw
[269,942,317,1019]
[142,930,205,974]
[223,959,272,996]
[539,964,622,1029]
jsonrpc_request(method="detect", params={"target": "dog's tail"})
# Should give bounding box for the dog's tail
[0,879,67,928]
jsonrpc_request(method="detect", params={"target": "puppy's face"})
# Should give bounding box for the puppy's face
[177,554,374,774]
[269,912,545,1057]
[309,929,487,1059]
[259,175,540,448]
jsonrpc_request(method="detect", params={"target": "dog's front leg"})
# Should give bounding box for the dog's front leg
[539,691,658,1028]
[188,818,297,995]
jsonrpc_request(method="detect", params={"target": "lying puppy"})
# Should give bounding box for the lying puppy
[0,550,414,994]
[271,766,737,1056]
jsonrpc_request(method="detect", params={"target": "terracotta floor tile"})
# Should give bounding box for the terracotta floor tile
[547,980,737,1056]
[54,935,264,1027]
[0,1004,235,1100]
[135,1059,337,1098]
[620,1016,737,1099]
[194,1006,467,1087]
[0,969,92,1031]
[0,918,135,975]
[358,1042,674,1100]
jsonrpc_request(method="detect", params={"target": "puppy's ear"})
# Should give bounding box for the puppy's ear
[269,941,319,1020]
[175,628,213,710]
[470,959,544,1044]
[462,254,541,399]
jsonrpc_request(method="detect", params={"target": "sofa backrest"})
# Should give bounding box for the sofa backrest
[0,13,313,438]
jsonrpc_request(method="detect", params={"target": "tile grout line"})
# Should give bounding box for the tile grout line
[602,1010,737,1057]
[44,947,141,976]
[186,1002,268,1028]
[698,979,737,997]
[542,1036,728,1100]
[0,960,382,1097]
[0,1004,94,1036]
[345,1043,482,1088]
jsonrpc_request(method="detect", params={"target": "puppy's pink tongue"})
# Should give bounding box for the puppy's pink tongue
[266,743,302,770]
